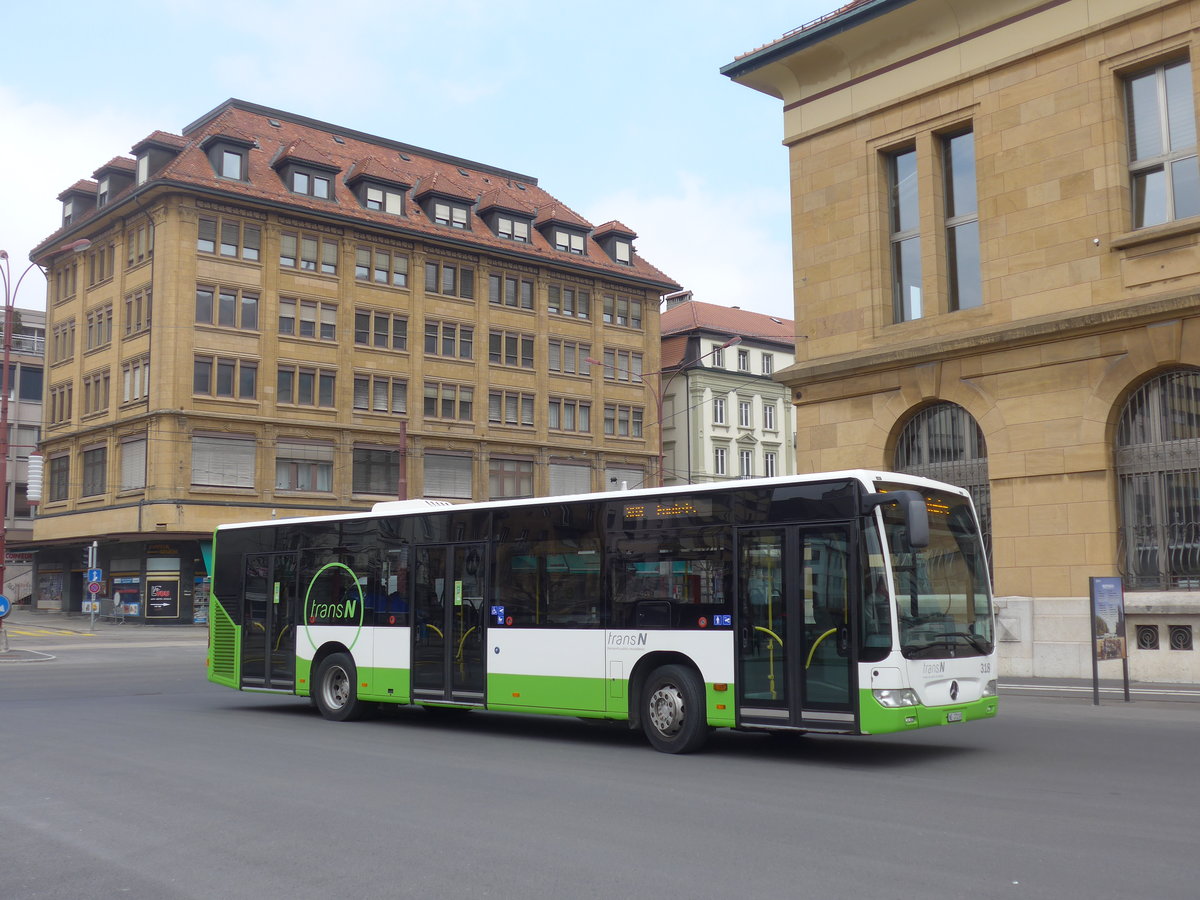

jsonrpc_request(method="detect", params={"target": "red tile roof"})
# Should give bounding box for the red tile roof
[661,299,795,345]
[131,130,188,153]
[93,156,137,175]
[36,99,680,289]
[594,220,637,239]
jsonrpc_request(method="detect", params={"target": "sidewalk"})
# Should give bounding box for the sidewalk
[0,606,207,661]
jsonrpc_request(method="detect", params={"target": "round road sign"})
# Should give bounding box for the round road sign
[0,594,10,618]
[87,581,102,594]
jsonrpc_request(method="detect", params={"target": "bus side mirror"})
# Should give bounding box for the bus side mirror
[862,490,930,550]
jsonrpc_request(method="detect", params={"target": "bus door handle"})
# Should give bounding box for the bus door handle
[836,624,850,656]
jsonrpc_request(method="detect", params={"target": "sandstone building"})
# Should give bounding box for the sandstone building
[29,99,677,621]
[724,0,1200,681]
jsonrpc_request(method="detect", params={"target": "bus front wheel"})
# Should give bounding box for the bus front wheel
[642,664,711,754]
[314,652,375,722]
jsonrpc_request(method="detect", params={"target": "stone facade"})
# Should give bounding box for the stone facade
[726,0,1200,682]
[29,100,677,621]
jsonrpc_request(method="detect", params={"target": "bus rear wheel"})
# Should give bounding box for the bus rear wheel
[314,652,375,722]
[642,664,711,754]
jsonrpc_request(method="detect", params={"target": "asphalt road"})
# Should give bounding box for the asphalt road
[0,627,1196,899]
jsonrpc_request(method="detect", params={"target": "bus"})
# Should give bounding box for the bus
[206,470,997,753]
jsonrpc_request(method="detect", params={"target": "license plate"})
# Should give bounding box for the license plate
[946,711,964,723]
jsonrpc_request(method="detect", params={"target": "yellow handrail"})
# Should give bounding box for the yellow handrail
[806,628,837,670]
[753,625,783,699]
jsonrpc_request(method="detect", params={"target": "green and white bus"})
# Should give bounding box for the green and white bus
[207,470,997,753]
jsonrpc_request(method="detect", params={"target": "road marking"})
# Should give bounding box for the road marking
[5,628,95,637]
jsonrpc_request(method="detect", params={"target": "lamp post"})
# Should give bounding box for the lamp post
[589,334,740,487]
[0,239,90,596]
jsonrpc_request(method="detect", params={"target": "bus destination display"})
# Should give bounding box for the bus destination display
[623,498,713,521]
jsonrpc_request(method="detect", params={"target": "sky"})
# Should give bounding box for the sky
[0,0,838,320]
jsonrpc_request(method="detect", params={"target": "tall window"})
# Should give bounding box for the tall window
[713,397,726,425]
[120,436,147,491]
[888,147,921,322]
[82,446,107,496]
[48,454,70,501]
[944,129,981,310]
[738,449,753,479]
[1126,59,1200,228]
[714,446,727,477]
[894,402,991,564]
[1115,369,1200,589]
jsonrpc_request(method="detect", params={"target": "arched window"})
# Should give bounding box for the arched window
[894,402,992,562]
[1115,368,1200,590]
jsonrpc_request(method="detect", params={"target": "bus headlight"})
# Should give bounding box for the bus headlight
[873,688,921,708]
[981,679,998,698]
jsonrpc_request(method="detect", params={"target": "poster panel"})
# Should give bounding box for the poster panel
[1090,576,1126,661]
[146,579,180,619]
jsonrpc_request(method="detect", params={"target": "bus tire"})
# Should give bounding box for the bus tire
[642,664,711,754]
[314,652,374,722]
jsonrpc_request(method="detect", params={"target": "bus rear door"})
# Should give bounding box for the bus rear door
[736,526,857,731]
[241,552,298,691]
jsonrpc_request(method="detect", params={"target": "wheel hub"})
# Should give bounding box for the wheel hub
[648,684,685,736]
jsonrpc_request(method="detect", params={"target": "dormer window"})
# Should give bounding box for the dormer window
[136,154,150,185]
[290,168,333,199]
[434,200,469,229]
[63,198,74,226]
[555,229,585,254]
[97,176,111,208]
[366,186,404,214]
[222,150,244,179]
[614,240,631,264]
[497,216,530,242]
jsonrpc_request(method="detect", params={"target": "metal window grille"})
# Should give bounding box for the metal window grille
[893,402,992,567]
[1115,369,1200,590]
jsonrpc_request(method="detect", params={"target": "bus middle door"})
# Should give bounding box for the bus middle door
[411,543,487,705]
[241,552,298,691]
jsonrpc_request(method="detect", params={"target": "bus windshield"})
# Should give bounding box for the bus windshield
[878,485,993,659]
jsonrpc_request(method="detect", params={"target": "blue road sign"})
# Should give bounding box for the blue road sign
[0,595,11,618]
[87,568,103,584]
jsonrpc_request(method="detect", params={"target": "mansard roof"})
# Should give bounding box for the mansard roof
[36,99,678,290]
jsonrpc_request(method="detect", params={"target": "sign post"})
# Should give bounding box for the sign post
[1089,576,1131,705]
[0,593,10,652]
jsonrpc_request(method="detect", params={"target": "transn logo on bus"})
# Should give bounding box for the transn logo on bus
[608,632,648,647]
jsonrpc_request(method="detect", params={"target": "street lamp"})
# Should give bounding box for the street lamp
[589,334,740,487]
[0,238,90,597]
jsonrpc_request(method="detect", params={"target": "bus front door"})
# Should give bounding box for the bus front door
[411,543,487,705]
[737,526,856,731]
[241,552,297,691]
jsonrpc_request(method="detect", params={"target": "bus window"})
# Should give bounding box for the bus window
[492,538,602,627]
[378,545,410,625]
[859,522,892,662]
[610,528,732,629]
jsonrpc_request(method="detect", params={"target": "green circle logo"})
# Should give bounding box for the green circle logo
[303,562,365,651]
